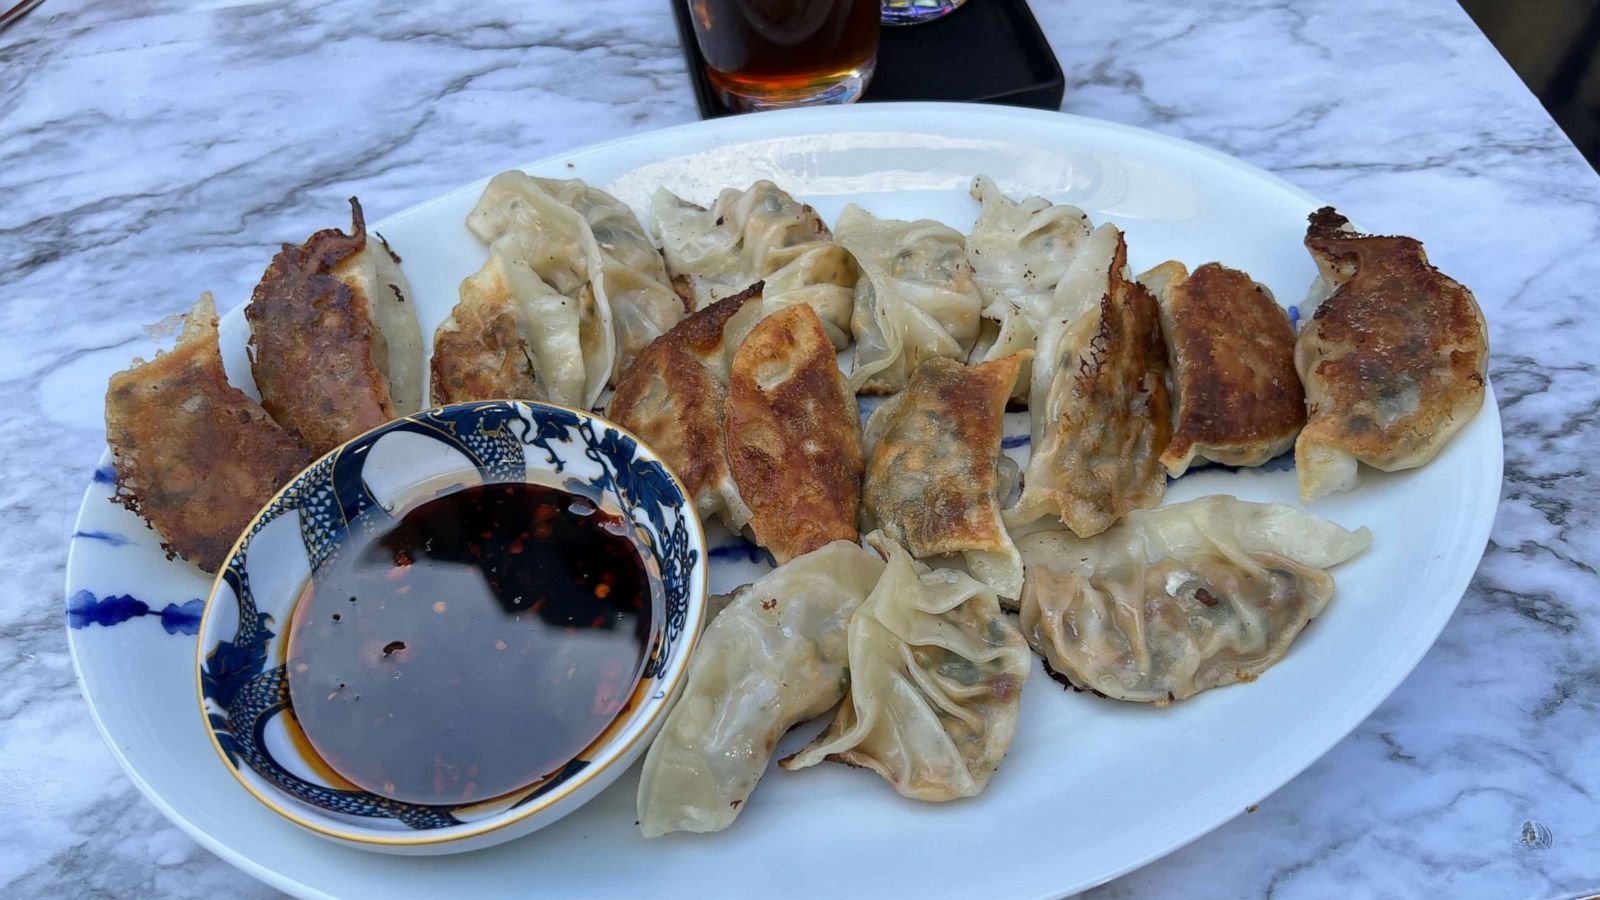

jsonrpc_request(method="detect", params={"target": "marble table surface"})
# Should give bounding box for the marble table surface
[3,0,1598,896]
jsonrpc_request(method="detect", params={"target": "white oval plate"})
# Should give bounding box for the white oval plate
[66,103,1501,899]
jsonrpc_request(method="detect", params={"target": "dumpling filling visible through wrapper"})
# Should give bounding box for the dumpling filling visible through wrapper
[1017,496,1371,706]
[781,533,1031,801]
[635,541,885,837]
[835,204,982,395]
[651,180,858,348]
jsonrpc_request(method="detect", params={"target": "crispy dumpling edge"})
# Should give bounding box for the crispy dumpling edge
[106,293,312,573]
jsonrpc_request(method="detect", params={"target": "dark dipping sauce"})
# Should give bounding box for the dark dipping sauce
[284,482,654,807]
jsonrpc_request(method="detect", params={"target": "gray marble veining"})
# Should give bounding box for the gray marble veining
[2,0,1597,896]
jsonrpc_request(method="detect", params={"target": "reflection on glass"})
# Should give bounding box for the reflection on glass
[881,0,966,26]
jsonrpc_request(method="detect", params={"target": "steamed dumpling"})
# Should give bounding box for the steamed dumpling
[964,175,1095,404]
[965,175,1095,319]
[651,181,857,347]
[636,541,886,837]
[862,353,1029,599]
[465,172,623,406]
[430,241,583,406]
[835,204,982,394]
[528,176,688,374]
[1295,208,1489,501]
[1005,223,1170,537]
[1017,496,1371,705]
[246,198,423,453]
[781,533,1030,801]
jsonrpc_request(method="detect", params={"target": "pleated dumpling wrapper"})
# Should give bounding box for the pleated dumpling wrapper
[651,180,858,348]
[106,294,311,573]
[520,175,686,379]
[781,532,1031,801]
[834,203,983,394]
[725,302,864,564]
[863,353,1030,600]
[1017,496,1371,706]
[245,198,423,454]
[606,285,765,531]
[430,241,581,406]
[636,540,886,837]
[1295,208,1489,502]
[467,171,661,406]
[964,175,1096,404]
[1005,222,1171,538]
[1138,261,1305,477]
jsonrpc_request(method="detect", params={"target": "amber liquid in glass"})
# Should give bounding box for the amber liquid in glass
[689,0,880,108]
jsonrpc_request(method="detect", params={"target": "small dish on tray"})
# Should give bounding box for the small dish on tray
[194,400,707,854]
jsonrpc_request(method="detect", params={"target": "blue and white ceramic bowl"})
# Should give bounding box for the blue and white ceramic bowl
[194,400,707,854]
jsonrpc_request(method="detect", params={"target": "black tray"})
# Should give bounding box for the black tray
[671,0,1065,119]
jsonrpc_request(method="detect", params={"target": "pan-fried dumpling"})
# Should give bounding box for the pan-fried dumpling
[725,303,864,564]
[246,198,424,453]
[965,175,1095,404]
[780,532,1030,801]
[651,181,858,347]
[1138,261,1305,476]
[107,294,312,573]
[1017,496,1371,705]
[1006,223,1170,537]
[834,204,983,394]
[862,353,1030,599]
[430,243,584,405]
[636,540,886,837]
[606,285,764,530]
[465,172,624,406]
[1295,208,1489,501]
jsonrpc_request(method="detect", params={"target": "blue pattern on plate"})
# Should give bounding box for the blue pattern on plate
[1288,304,1301,329]
[73,529,131,546]
[67,590,204,635]
[1001,433,1031,450]
[199,401,696,831]
[1175,449,1298,478]
[708,538,776,566]
[92,464,116,484]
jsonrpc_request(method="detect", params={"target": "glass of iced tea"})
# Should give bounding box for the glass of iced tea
[687,0,880,111]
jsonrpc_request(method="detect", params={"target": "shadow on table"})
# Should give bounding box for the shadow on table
[1461,0,1600,172]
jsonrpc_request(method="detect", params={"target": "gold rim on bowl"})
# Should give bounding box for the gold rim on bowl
[192,399,710,846]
